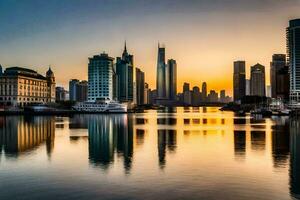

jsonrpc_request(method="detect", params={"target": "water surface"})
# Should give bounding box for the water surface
[0,107,299,200]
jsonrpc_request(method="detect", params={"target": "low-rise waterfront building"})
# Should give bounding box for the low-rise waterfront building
[0,66,55,107]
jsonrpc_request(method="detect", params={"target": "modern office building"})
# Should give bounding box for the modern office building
[156,44,166,100]
[69,79,88,102]
[270,54,288,99]
[250,63,266,96]
[166,59,177,100]
[0,66,55,106]
[88,53,114,102]
[55,86,67,101]
[69,79,79,101]
[233,61,246,102]
[76,80,88,102]
[202,82,207,102]
[246,79,250,96]
[287,19,300,105]
[220,90,226,103]
[144,83,150,104]
[192,86,201,106]
[116,42,135,103]
[136,67,145,105]
[207,90,218,102]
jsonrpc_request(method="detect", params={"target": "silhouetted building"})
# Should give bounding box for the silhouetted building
[202,82,207,102]
[88,53,114,101]
[166,59,177,101]
[0,67,55,106]
[76,80,88,102]
[233,61,246,102]
[144,83,150,104]
[220,90,226,103]
[207,90,218,102]
[250,63,265,96]
[69,79,79,101]
[156,44,166,100]
[192,86,201,106]
[183,82,191,105]
[136,67,145,105]
[287,19,300,105]
[56,86,67,101]
[116,42,135,103]
[246,79,250,95]
[270,54,287,99]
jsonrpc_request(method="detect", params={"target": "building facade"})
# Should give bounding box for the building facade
[202,82,207,102]
[156,44,166,100]
[287,19,300,104]
[166,59,177,101]
[136,67,145,105]
[88,53,114,102]
[69,79,79,101]
[270,54,287,99]
[55,86,67,101]
[69,79,88,102]
[0,67,55,107]
[250,63,266,97]
[233,61,246,102]
[116,42,135,103]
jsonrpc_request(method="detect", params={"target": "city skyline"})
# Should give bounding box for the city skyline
[1,1,300,95]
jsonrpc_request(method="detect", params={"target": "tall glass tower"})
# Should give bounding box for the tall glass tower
[156,44,166,99]
[287,19,300,105]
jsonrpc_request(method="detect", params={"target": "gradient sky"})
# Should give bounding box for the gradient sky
[1,0,300,96]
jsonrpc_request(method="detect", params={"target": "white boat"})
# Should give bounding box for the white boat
[73,100,127,113]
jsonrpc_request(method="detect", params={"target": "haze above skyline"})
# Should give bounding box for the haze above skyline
[1,0,300,95]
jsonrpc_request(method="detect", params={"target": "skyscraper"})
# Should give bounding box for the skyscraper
[116,42,134,103]
[156,44,166,99]
[233,61,246,102]
[270,54,287,98]
[136,67,145,105]
[192,86,201,106]
[287,19,300,105]
[220,90,226,103]
[88,53,114,102]
[250,63,266,97]
[202,82,207,102]
[183,82,191,105]
[76,80,88,102]
[69,79,79,101]
[166,59,177,100]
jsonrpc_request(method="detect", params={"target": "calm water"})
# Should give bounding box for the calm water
[0,107,299,200]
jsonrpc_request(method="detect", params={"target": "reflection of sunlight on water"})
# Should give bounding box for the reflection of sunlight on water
[0,108,297,200]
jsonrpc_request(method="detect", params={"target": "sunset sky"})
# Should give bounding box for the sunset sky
[1,0,300,96]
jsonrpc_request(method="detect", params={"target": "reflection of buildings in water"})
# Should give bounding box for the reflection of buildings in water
[69,115,88,129]
[234,131,246,161]
[202,118,207,124]
[0,116,55,157]
[136,129,145,146]
[271,123,289,168]
[250,131,266,151]
[221,118,225,124]
[192,119,200,124]
[157,129,177,169]
[290,118,300,199]
[136,118,148,125]
[234,118,246,124]
[157,118,177,125]
[88,114,133,173]
[184,119,190,125]
[250,117,265,124]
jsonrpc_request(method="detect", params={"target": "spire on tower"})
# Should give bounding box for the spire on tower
[124,40,127,52]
